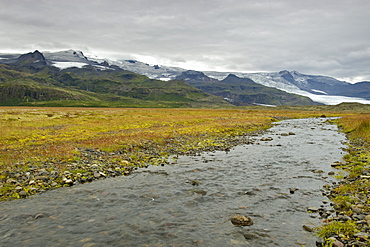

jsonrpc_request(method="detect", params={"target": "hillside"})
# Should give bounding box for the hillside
[0,51,229,108]
[176,71,317,106]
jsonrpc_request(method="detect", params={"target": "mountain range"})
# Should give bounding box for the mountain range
[87,52,370,105]
[0,49,369,107]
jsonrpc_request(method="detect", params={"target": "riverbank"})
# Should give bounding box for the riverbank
[0,126,265,200]
[314,115,370,246]
[4,107,330,201]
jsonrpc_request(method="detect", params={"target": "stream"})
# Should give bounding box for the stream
[0,117,347,247]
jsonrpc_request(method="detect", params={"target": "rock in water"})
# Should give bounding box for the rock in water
[230,214,253,226]
[302,225,314,232]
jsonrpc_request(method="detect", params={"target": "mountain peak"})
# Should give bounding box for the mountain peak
[278,70,296,84]
[176,70,218,83]
[222,73,243,82]
[15,50,48,70]
[225,73,239,79]
[17,50,46,63]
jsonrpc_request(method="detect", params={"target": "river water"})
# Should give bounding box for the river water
[0,118,346,247]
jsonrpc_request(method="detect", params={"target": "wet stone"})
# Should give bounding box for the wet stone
[307,207,319,212]
[186,180,201,186]
[289,188,298,194]
[231,215,253,226]
[302,225,314,232]
[261,137,273,141]
[243,232,258,240]
[34,213,46,219]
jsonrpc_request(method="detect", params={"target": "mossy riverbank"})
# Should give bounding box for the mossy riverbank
[314,115,370,246]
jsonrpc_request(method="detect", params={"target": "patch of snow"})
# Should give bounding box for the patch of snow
[52,62,88,70]
[158,78,172,81]
[253,103,277,107]
[311,89,328,95]
[93,65,113,70]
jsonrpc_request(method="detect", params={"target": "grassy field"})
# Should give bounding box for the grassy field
[0,107,342,166]
[0,106,344,200]
[1,105,370,245]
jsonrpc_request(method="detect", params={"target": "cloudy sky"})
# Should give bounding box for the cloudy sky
[1,0,370,82]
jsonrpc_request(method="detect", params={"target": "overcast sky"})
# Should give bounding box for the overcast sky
[1,0,370,82]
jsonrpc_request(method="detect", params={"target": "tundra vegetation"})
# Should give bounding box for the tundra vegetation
[0,106,342,200]
[0,105,369,245]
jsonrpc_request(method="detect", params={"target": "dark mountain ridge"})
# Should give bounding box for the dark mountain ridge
[176,71,318,106]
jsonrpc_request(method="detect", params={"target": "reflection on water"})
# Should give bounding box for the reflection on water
[0,118,346,247]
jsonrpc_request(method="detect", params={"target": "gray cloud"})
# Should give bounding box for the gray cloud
[1,0,370,82]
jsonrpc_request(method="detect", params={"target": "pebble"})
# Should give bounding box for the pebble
[14,186,23,191]
[18,191,27,197]
[50,182,58,187]
[332,240,344,247]
[307,207,318,212]
[353,232,370,240]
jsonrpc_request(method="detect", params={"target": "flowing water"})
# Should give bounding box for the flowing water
[0,118,347,247]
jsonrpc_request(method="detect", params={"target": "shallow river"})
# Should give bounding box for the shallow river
[0,118,347,247]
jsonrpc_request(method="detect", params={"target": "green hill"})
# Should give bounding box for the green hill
[0,60,229,108]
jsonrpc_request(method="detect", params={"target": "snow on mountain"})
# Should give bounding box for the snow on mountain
[88,57,187,81]
[43,50,89,62]
[1,49,369,105]
[288,89,370,105]
[52,61,89,69]
[89,53,370,105]
[203,70,370,105]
